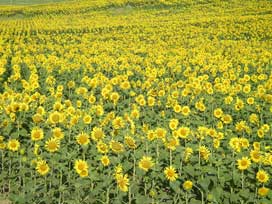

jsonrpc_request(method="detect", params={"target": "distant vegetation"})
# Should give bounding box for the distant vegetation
[0,0,70,5]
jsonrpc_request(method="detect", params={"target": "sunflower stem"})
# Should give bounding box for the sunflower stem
[128,186,131,204]
[8,158,11,193]
[58,170,62,204]
[144,181,147,196]
[156,142,159,165]
[133,150,136,181]
[241,170,244,189]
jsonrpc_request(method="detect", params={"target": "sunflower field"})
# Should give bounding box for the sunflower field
[0,0,272,203]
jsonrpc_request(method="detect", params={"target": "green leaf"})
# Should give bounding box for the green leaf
[189,198,202,204]
[198,177,210,192]
[169,180,181,193]
[230,193,239,203]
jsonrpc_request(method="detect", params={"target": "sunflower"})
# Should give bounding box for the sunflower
[32,113,43,123]
[237,157,251,171]
[120,81,130,90]
[116,173,129,192]
[221,114,232,124]
[96,141,109,154]
[45,137,60,153]
[53,102,63,111]
[177,127,190,139]
[183,147,193,162]
[31,127,44,141]
[130,109,140,119]
[183,180,193,191]
[76,132,90,145]
[165,137,180,150]
[213,108,223,118]
[52,127,64,140]
[257,129,264,138]
[110,92,120,104]
[138,156,154,172]
[110,140,124,154]
[124,136,137,149]
[48,111,63,124]
[173,104,181,113]
[169,119,179,130]
[156,128,167,139]
[199,146,210,161]
[164,166,178,182]
[253,142,260,150]
[34,144,39,156]
[7,139,20,152]
[114,164,123,178]
[91,127,104,142]
[181,106,190,116]
[147,96,155,106]
[0,143,6,150]
[256,170,269,183]
[74,159,89,177]
[247,97,254,105]
[83,114,92,124]
[36,160,50,176]
[258,187,269,197]
[250,150,262,163]
[147,130,156,141]
[101,155,110,167]
[112,117,125,129]
[88,95,96,104]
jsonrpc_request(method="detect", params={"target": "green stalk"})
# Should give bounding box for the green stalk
[144,181,147,196]
[133,150,136,181]
[58,170,63,204]
[128,186,131,204]
[1,150,5,194]
[156,142,159,165]
[8,158,11,193]
[169,149,172,166]
[106,187,110,204]
[241,170,244,189]
[194,185,204,204]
